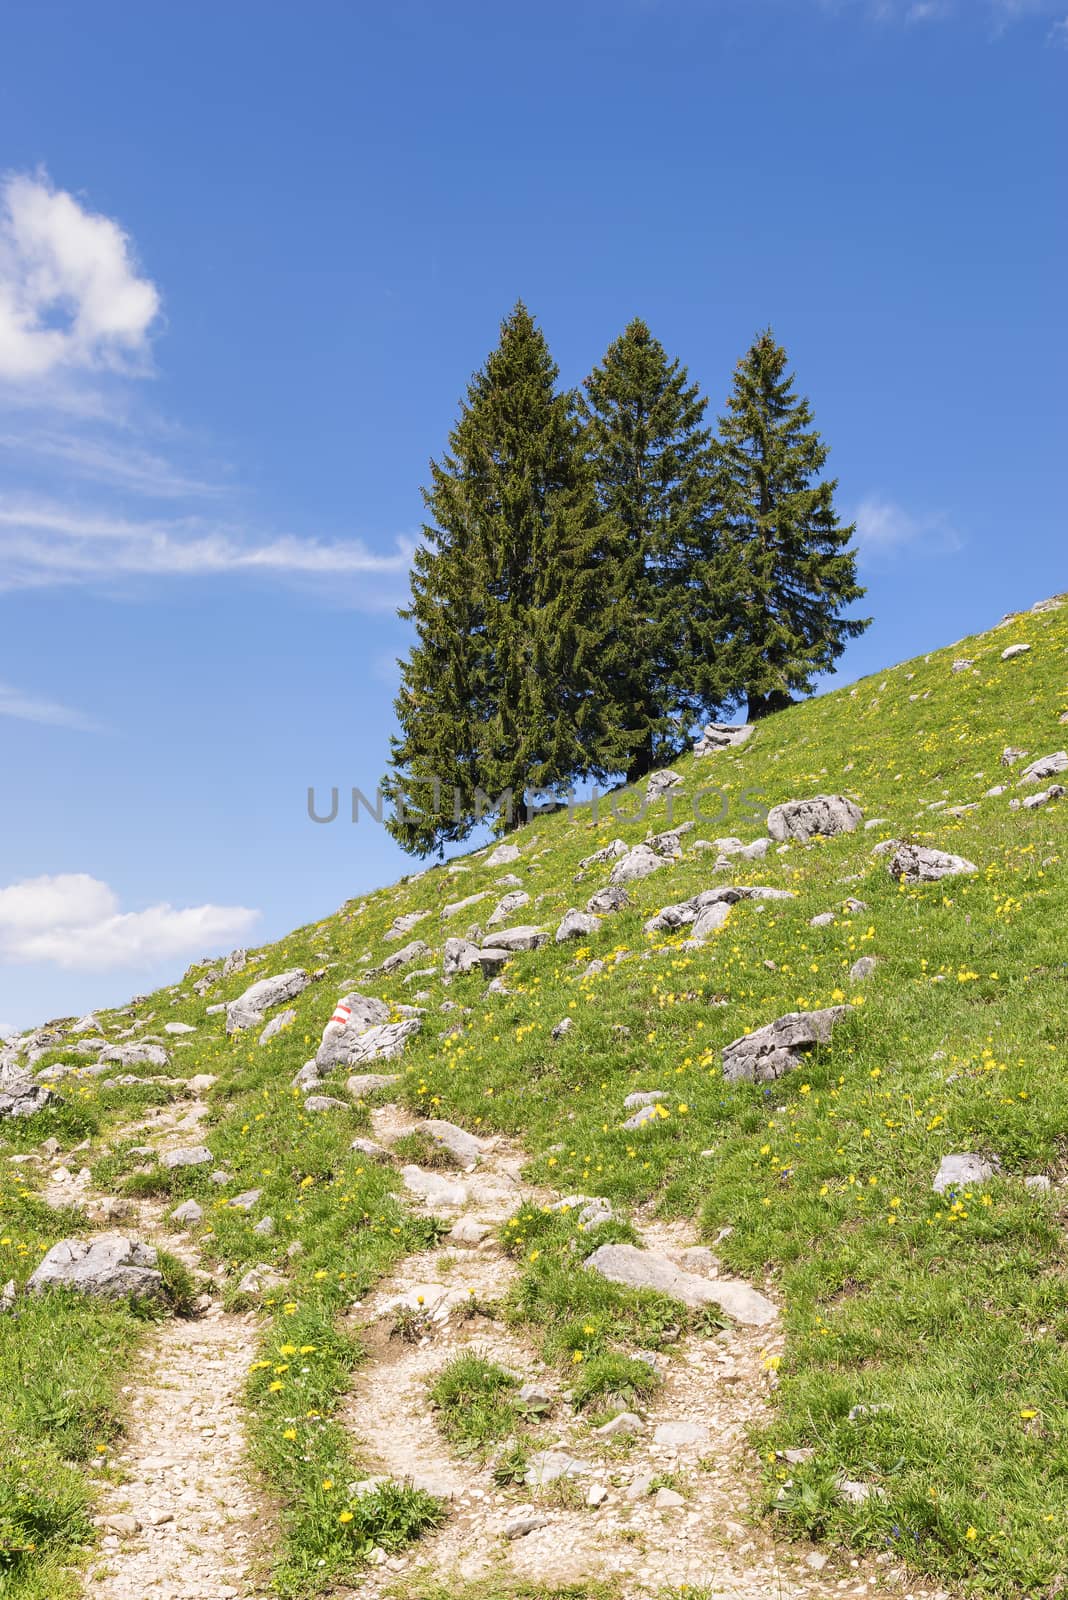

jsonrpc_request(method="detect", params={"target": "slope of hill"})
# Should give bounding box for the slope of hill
[2,596,1067,1600]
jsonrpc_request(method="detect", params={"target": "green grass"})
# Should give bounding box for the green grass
[428,1352,523,1457]
[3,595,1068,1595]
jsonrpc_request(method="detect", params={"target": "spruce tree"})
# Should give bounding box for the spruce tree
[581,318,729,778]
[709,331,869,719]
[384,303,630,856]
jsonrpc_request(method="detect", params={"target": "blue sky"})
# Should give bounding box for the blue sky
[0,0,1064,1031]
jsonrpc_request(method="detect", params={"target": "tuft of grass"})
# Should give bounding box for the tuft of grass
[570,1351,661,1413]
[429,1352,522,1457]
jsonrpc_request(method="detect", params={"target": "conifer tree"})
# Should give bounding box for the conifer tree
[384,303,630,855]
[581,318,729,777]
[708,331,869,719]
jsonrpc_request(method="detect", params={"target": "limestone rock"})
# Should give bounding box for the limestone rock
[329,1018,421,1069]
[304,1095,349,1112]
[98,1041,169,1069]
[932,1153,1000,1193]
[766,794,862,842]
[226,969,309,1034]
[1001,642,1031,660]
[163,1021,196,1035]
[0,1064,59,1119]
[646,769,683,800]
[480,925,547,952]
[886,843,977,883]
[586,885,629,915]
[693,722,753,756]
[579,839,628,869]
[551,1017,573,1040]
[609,844,667,885]
[442,891,489,919]
[583,1242,777,1325]
[595,1411,644,1439]
[171,1199,203,1224]
[556,909,600,942]
[485,842,521,868]
[487,891,531,927]
[1019,751,1068,784]
[443,937,482,976]
[721,1006,848,1085]
[379,939,429,976]
[1015,785,1067,811]
[159,1145,212,1169]
[259,1008,296,1044]
[849,956,877,981]
[346,1072,400,1099]
[351,1136,391,1163]
[524,1450,590,1486]
[421,1118,484,1166]
[383,910,429,941]
[28,1235,164,1303]
[401,1165,467,1208]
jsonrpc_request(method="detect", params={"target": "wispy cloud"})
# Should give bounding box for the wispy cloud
[853,495,962,561]
[0,496,416,599]
[0,427,222,498]
[0,872,259,971]
[0,680,107,732]
[818,0,1065,28]
[0,172,160,381]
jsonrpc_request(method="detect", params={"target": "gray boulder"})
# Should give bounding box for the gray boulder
[1015,785,1067,811]
[932,1153,1000,1194]
[693,722,753,756]
[259,1008,296,1044]
[304,1095,350,1112]
[222,947,248,977]
[443,937,482,976]
[556,909,600,942]
[0,1064,59,1118]
[384,910,429,941]
[586,885,629,915]
[477,948,512,975]
[485,842,521,868]
[1019,751,1068,784]
[98,1042,169,1069]
[226,969,309,1034]
[721,1006,848,1084]
[609,844,668,885]
[646,770,683,800]
[579,839,628,869]
[442,891,489,919]
[346,1072,400,1099]
[351,1136,391,1163]
[886,843,977,883]
[28,1235,164,1303]
[164,1021,197,1035]
[480,925,547,952]
[315,993,392,1068]
[849,956,877,981]
[583,1242,777,1326]
[171,1199,203,1224]
[645,884,795,936]
[766,794,863,842]
[487,891,531,927]
[421,1119,485,1167]
[401,1166,467,1207]
[160,1145,213,1169]
[1001,642,1030,660]
[379,939,429,976]
[336,1019,421,1067]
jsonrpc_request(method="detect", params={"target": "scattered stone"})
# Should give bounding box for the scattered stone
[351,1137,390,1163]
[646,769,683,800]
[609,844,668,885]
[485,842,521,868]
[237,1264,284,1296]
[443,937,482,976]
[159,1145,213,1169]
[421,1118,484,1166]
[765,794,862,842]
[932,1153,999,1193]
[229,1189,262,1211]
[721,1006,848,1085]
[481,925,547,952]
[951,658,973,672]
[693,722,753,756]
[163,1021,196,1035]
[383,911,429,941]
[188,1073,217,1095]
[98,1041,169,1069]
[304,1095,349,1112]
[226,969,309,1034]
[586,885,629,915]
[1025,1175,1052,1193]
[809,911,836,927]
[28,1235,164,1303]
[442,892,489,919]
[595,1411,644,1439]
[517,1382,554,1413]
[332,1019,421,1069]
[379,939,430,976]
[556,909,600,942]
[849,956,877,981]
[654,1487,685,1509]
[1001,642,1031,660]
[623,1090,667,1109]
[622,1103,665,1131]
[259,1008,296,1044]
[843,897,868,913]
[1019,751,1068,784]
[487,891,532,927]
[476,948,512,976]
[653,1421,705,1449]
[887,842,977,883]
[222,947,248,977]
[835,1474,883,1505]
[503,1514,550,1539]
[579,839,628,869]
[584,1242,777,1325]
[1015,785,1067,811]
[1001,746,1029,766]
[170,1199,203,1225]
[401,1166,467,1207]
[551,1017,573,1040]
[645,883,795,938]
[448,1216,490,1245]
[586,1482,609,1508]
[253,1216,275,1237]
[0,1065,59,1119]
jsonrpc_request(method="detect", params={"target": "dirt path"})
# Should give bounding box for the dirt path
[336,1104,951,1600]
[36,1092,268,1600]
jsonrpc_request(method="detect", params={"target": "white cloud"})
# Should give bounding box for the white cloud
[0,872,259,971]
[0,681,106,732]
[0,427,221,498]
[0,172,160,381]
[0,495,416,598]
[853,496,962,560]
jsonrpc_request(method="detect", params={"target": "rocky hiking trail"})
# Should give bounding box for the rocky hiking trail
[332,1103,947,1600]
[37,1090,268,1600]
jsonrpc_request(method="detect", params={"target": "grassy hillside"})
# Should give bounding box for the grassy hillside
[2,595,1067,1599]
